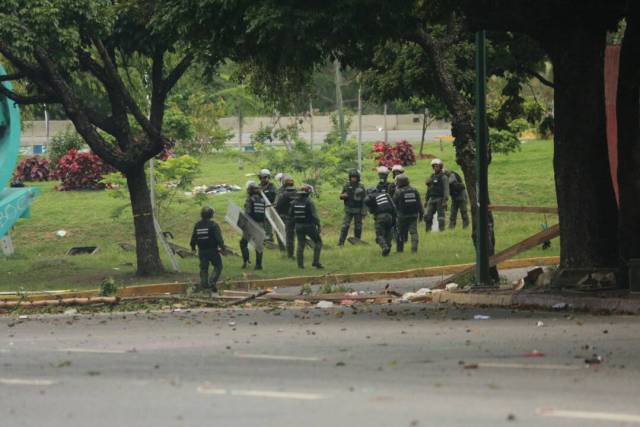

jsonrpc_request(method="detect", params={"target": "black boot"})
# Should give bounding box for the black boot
[254,251,263,270]
[199,271,209,290]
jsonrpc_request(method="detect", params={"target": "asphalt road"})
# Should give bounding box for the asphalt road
[1,303,639,427]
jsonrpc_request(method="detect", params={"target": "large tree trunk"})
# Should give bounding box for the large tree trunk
[126,164,165,275]
[544,29,619,269]
[617,11,640,286]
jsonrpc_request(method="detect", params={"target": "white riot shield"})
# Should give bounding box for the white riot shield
[260,190,286,243]
[224,201,266,252]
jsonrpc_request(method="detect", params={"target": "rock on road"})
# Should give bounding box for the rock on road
[1,304,639,427]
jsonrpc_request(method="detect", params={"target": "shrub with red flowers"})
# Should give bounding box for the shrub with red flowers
[12,156,51,182]
[372,140,416,167]
[54,149,116,191]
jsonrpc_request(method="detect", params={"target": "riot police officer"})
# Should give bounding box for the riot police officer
[365,187,396,256]
[274,174,297,258]
[289,184,323,269]
[190,206,225,293]
[338,169,366,246]
[393,174,424,253]
[388,164,405,197]
[258,168,277,241]
[240,181,266,270]
[425,158,450,231]
[375,165,392,194]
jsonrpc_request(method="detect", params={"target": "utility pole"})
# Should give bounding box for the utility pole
[475,30,490,286]
[383,103,388,143]
[237,107,243,148]
[357,85,363,172]
[334,59,346,144]
[309,99,314,148]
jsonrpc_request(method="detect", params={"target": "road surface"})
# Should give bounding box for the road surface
[228,129,452,145]
[1,296,639,427]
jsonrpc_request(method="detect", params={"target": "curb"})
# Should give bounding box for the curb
[430,290,640,314]
[1,256,559,303]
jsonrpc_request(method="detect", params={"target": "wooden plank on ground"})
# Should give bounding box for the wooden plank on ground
[434,224,561,289]
[489,205,558,214]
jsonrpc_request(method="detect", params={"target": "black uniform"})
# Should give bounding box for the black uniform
[339,182,366,245]
[240,193,266,269]
[393,185,424,253]
[365,190,396,256]
[190,219,225,291]
[274,185,298,258]
[289,195,322,268]
[376,179,392,195]
[260,181,277,240]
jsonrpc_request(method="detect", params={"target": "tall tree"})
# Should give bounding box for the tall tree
[460,0,625,273]
[0,0,197,275]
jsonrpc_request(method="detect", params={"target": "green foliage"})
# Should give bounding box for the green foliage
[99,277,118,296]
[489,128,521,155]
[324,112,353,146]
[49,127,85,167]
[163,107,196,145]
[102,155,201,218]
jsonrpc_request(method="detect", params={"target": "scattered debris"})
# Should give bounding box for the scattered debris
[507,413,516,421]
[66,246,98,256]
[445,283,459,291]
[191,184,241,196]
[524,267,544,287]
[585,355,603,366]
[118,242,135,252]
[552,302,568,310]
[55,230,67,237]
[523,350,545,358]
[537,321,545,327]
[464,363,479,369]
[473,314,491,320]
[316,301,334,309]
[63,308,78,315]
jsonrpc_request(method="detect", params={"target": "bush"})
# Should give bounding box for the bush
[372,140,417,167]
[55,149,116,191]
[489,128,521,155]
[49,127,85,167]
[12,156,50,182]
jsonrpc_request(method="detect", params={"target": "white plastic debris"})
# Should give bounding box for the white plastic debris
[445,283,459,291]
[55,230,67,237]
[415,288,432,296]
[537,321,545,327]
[473,314,491,320]
[315,300,334,309]
[63,308,78,315]
[228,321,237,327]
[552,302,568,310]
[401,292,418,301]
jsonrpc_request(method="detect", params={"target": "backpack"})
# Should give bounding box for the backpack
[449,171,465,195]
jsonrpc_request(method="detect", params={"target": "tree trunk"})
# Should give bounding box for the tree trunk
[544,29,618,269]
[126,164,165,275]
[617,12,640,286]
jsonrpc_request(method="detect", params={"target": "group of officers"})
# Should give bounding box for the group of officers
[190,160,469,293]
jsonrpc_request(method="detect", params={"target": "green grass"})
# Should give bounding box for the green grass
[1,140,558,291]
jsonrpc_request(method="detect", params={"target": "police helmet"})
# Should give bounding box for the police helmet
[431,158,443,166]
[395,173,409,186]
[275,172,284,183]
[300,183,314,193]
[200,206,214,219]
[391,164,405,173]
[366,187,378,195]
[258,168,271,178]
[246,180,259,191]
[348,168,360,178]
[377,165,389,175]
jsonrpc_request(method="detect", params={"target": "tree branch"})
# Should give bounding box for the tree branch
[160,53,193,98]
[0,83,57,105]
[0,73,24,82]
[526,69,555,88]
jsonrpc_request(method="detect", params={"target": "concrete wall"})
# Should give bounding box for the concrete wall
[20,114,451,147]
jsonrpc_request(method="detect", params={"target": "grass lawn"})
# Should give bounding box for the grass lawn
[1,139,558,291]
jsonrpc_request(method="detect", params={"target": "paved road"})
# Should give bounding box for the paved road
[228,129,451,145]
[1,303,638,427]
